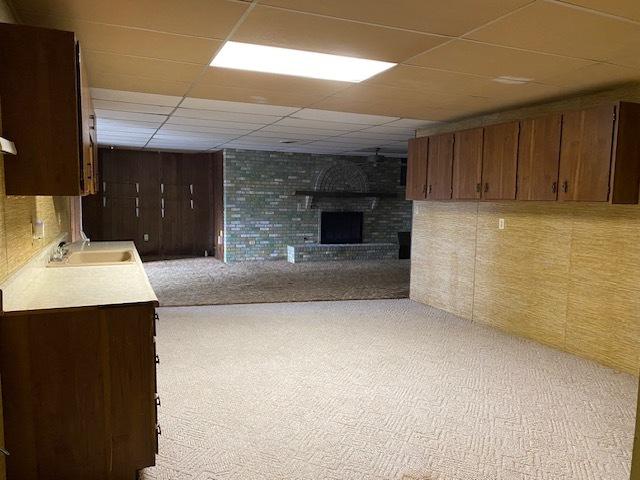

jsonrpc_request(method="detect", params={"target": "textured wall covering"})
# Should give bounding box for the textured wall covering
[223,149,411,262]
[410,201,640,374]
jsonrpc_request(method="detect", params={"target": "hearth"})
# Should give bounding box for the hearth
[321,211,363,244]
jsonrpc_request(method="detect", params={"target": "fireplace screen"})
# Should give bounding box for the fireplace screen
[320,211,363,244]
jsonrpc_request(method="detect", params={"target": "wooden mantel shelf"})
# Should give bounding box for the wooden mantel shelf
[293,190,399,199]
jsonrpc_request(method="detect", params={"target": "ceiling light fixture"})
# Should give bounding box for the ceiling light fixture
[211,41,396,83]
[492,76,533,85]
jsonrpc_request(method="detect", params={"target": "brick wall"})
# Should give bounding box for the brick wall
[223,149,412,262]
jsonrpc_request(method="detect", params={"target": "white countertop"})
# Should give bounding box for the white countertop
[1,240,158,313]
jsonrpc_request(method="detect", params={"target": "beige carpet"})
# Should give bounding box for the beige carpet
[141,299,637,480]
[143,258,410,306]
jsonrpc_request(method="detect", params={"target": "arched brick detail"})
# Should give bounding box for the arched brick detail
[314,162,368,193]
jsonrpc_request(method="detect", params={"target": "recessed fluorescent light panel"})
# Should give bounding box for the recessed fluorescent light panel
[211,41,396,83]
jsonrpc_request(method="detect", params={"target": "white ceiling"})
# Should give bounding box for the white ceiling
[92,88,435,155]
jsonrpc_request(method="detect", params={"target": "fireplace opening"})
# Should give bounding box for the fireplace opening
[320,211,363,244]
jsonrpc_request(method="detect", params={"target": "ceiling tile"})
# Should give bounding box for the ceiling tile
[291,108,398,125]
[85,51,204,84]
[97,118,165,129]
[93,99,175,115]
[181,97,300,116]
[274,117,370,131]
[90,88,182,106]
[165,116,262,132]
[541,62,640,89]
[338,131,412,141]
[363,124,416,135]
[14,0,249,38]
[231,5,447,63]
[88,73,191,97]
[467,1,640,61]
[408,39,593,81]
[259,125,348,136]
[558,0,640,22]
[189,83,337,108]
[258,0,533,36]
[95,109,168,123]
[21,13,221,64]
[239,130,334,141]
[158,124,249,136]
[172,107,281,125]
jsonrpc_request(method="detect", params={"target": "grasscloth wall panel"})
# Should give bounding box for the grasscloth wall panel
[473,203,572,350]
[565,205,640,371]
[411,201,640,374]
[410,202,476,319]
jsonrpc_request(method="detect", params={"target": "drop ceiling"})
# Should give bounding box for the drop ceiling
[8,0,640,154]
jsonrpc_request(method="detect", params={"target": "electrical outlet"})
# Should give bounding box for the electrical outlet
[143,233,149,242]
[498,218,506,230]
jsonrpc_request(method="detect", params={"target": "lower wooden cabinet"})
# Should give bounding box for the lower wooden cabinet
[0,302,158,480]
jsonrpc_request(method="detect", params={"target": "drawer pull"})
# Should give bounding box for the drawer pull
[155,354,160,365]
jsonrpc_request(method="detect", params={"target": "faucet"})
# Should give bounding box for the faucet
[51,241,69,262]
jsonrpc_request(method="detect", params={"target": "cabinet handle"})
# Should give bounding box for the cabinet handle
[155,354,160,364]
[422,184,426,194]
[428,184,432,195]
[0,447,9,456]
[484,183,489,193]
[476,183,481,193]
[154,312,160,321]
[156,424,162,435]
[562,180,568,193]
[156,395,161,407]
[552,182,557,193]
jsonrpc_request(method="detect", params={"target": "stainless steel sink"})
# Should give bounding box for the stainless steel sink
[48,249,134,267]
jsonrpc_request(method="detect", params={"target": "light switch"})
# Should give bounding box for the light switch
[498,218,505,230]
[143,233,149,242]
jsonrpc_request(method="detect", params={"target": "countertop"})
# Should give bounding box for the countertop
[0,240,158,313]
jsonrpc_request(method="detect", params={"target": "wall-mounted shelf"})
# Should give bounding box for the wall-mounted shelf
[293,190,400,210]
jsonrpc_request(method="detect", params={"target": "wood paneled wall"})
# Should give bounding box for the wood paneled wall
[410,201,640,374]
[82,148,222,258]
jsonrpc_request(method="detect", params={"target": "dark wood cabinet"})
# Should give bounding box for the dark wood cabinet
[406,137,428,200]
[407,101,640,205]
[0,303,158,480]
[517,114,562,201]
[426,133,454,200]
[453,128,483,200]
[0,23,96,196]
[558,104,615,202]
[481,121,519,200]
[83,148,222,258]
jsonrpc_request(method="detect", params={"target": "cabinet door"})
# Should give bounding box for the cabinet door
[453,128,483,200]
[406,137,428,200]
[517,114,562,201]
[427,133,454,200]
[558,104,615,201]
[481,121,519,200]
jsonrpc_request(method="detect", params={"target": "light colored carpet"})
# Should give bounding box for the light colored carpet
[143,258,410,306]
[142,299,637,480]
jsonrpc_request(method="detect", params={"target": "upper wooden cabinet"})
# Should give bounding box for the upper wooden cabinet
[0,23,97,196]
[453,128,483,200]
[558,104,615,202]
[481,121,519,200]
[517,114,562,201]
[426,133,454,200]
[406,136,428,200]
